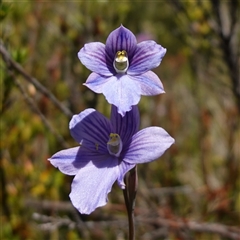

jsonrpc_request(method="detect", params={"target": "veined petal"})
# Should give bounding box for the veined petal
[128,41,166,75]
[78,42,113,76]
[124,127,175,164]
[48,147,109,175]
[48,147,82,175]
[117,160,136,189]
[84,73,111,94]
[69,109,112,154]
[110,105,140,146]
[102,74,141,117]
[105,25,137,61]
[130,71,165,95]
[69,156,119,214]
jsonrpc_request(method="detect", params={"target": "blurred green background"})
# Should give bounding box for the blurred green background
[1,1,239,240]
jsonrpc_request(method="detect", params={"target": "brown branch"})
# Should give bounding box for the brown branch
[0,42,73,118]
[25,199,74,212]
[25,199,240,240]
[210,0,240,112]
[13,77,69,149]
[139,217,240,240]
[25,199,90,239]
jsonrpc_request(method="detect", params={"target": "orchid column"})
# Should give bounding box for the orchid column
[49,25,174,240]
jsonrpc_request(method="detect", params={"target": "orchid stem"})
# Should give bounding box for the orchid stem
[123,166,138,240]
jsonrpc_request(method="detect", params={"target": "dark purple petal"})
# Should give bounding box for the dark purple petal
[69,109,112,154]
[78,42,113,76]
[102,74,141,116]
[105,25,137,61]
[128,41,166,75]
[110,105,140,147]
[84,73,111,94]
[117,160,136,189]
[69,156,119,214]
[124,127,175,164]
[130,71,165,95]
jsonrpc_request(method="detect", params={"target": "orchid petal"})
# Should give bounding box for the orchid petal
[78,42,113,76]
[124,127,175,164]
[48,147,82,175]
[102,74,141,116]
[48,147,109,175]
[117,160,136,189]
[84,73,110,94]
[69,157,118,214]
[131,71,165,95]
[69,109,112,154]
[128,41,166,75]
[105,25,137,61]
[110,105,140,146]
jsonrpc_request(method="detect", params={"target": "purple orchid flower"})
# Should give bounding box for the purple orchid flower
[49,105,174,214]
[78,25,166,116]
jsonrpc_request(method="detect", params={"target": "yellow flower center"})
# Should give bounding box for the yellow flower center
[107,133,123,157]
[113,50,129,73]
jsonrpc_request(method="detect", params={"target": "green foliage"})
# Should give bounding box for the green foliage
[1,1,239,239]
[0,2,11,21]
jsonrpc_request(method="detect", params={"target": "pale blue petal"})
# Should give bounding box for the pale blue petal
[102,74,141,116]
[117,160,136,189]
[130,71,165,95]
[69,109,112,154]
[84,73,111,94]
[78,42,113,76]
[128,41,166,75]
[48,147,110,175]
[69,156,119,214]
[48,147,81,175]
[124,127,175,164]
[105,25,137,61]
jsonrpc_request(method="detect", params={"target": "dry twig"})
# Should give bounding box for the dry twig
[139,217,240,240]
[14,78,69,149]
[25,199,240,240]
[0,42,73,118]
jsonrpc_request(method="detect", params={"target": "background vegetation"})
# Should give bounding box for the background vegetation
[1,1,239,239]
